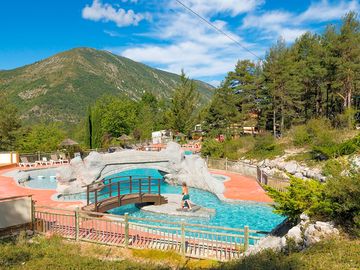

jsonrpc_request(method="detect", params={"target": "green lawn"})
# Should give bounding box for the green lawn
[0,234,359,270]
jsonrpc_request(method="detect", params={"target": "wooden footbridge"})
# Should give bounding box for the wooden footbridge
[82,176,168,212]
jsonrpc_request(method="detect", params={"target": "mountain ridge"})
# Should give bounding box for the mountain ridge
[0,47,214,127]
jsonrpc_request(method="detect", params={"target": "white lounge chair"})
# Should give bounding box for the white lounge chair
[50,154,63,165]
[35,157,53,166]
[59,153,69,163]
[19,157,36,167]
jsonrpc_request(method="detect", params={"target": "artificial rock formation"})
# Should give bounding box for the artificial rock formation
[56,142,224,197]
[245,213,339,256]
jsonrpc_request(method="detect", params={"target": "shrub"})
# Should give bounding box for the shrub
[201,139,224,158]
[291,125,311,146]
[246,133,283,160]
[325,172,360,235]
[311,134,360,160]
[332,108,356,129]
[322,158,349,177]
[266,167,360,235]
[265,177,331,223]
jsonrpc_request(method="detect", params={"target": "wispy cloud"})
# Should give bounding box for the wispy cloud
[89,0,359,84]
[82,0,150,27]
[242,0,359,42]
[168,0,264,16]
[114,1,262,80]
[297,0,360,23]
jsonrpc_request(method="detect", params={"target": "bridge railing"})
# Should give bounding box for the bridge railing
[33,205,267,261]
[85,176,162,210]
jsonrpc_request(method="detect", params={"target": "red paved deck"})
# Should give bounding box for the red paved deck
[210,169,272,203]
[0,165,82,209]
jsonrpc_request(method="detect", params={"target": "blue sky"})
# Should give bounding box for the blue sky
[0,0,359,85]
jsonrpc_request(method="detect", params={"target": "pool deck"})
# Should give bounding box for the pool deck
[210,169,273,203]
[0,165,82,209]
[0,165,272,207]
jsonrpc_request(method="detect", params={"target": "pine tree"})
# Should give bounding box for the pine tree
[336,12,360,110]
[263,38,302,136]
[169,70,199,133]
[292,32,327,120]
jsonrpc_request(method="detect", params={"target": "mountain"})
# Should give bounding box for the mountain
[0,47,214,127]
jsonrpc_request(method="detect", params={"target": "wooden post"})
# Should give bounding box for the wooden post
[94,189,98,212]
[31,198,35,231]
[109,179,112,197]
[86,185,90,205]
[244,226,249,251]
[181,219,186,255]
[129,176,132,193]
[158,179,161,204]
[117,181,121,206]
[124,213,129,248]
[75,208,79,241]
[139,179,142,202]
[148,176,151,194]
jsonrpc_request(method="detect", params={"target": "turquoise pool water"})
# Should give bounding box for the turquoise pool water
[23,168,57,190]
[23,168,285,232]
[105,169,284,232]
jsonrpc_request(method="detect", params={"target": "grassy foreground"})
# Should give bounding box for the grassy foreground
[0,234,359,270]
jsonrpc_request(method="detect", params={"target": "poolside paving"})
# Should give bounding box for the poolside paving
[210,169,273,203]
[0,165,82,209]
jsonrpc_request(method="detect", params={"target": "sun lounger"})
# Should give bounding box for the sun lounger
[35,157,53,166]
[19,157,36,167]
[50,154,63,164]
[59,153,69,163]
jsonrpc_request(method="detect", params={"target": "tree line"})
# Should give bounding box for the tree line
[83,71,199,148]
[203,12,360,136]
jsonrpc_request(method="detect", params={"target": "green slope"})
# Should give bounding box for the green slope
[0,47,214,126]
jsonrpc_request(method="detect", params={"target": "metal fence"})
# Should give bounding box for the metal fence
[207,157,289,192]
[33,205,266,261]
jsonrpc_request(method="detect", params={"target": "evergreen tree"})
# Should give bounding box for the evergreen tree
[292,32,327,120]
[336,12,360,110]
[263,38,302,136]
[169,70,199,133]
[0,96,21,150]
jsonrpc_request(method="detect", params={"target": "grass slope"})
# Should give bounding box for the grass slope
[1,234,359,270]
[0,47,214,126]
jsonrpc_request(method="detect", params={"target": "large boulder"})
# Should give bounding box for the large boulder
[304,221,339,247]
[286,226,303,245]
[284,162,298,174]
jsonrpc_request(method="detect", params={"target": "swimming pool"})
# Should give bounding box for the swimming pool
[22,168,285,232]
[22,168,58,190]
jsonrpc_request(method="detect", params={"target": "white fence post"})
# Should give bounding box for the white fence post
[181,219,186,255]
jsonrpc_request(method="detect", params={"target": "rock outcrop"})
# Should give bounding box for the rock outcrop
[255,156,326,182]
[56,142,224,197]
[245,214,339,255]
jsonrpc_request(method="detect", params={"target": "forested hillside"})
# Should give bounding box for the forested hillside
[0,48,214,127]
[203,12,360,135]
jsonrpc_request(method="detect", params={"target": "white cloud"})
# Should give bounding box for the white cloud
[116,4,260,81]
[297,0,360,23]
[82,0,150,27]
[103,0,358,84]
[104,30,121,37]
[169,0,263,16]
[242,0,359,42]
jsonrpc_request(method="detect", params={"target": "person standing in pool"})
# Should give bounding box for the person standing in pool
[181,182,192,210]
